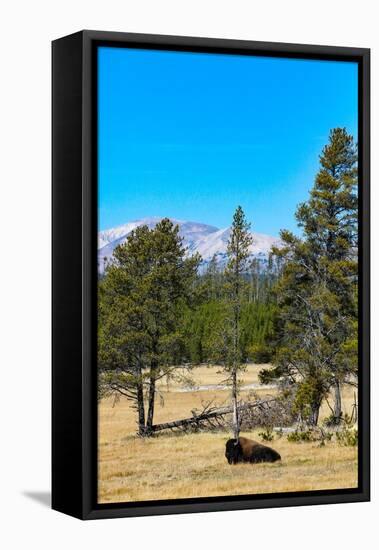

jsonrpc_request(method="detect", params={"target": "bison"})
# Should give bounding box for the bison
[225,436,281,464]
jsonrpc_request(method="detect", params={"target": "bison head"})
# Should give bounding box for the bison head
[225,438,242,464]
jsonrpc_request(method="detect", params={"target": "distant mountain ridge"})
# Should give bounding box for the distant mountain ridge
[98,217,281,273]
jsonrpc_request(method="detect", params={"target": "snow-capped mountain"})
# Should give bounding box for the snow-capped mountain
[98,217,280,273]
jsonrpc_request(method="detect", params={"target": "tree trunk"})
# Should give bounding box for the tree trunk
[132,359,146,436]
[333,380,342,424]
[232,368,239,440]
[231,295,240,440]
[136,382,146,436]
[309,401,321,426]
[146,360,158,435]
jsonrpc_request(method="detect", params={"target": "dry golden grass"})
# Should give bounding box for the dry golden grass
[98,364,358,504]
[156,363,265,389]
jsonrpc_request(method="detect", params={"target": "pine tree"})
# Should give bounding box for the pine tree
[202,254,220,301]
[227,207,253,438]
[249,257,261,302]
[98,219,200,435]
[261,128,358,425]
[210,206,254,439]
[296,127,358,422]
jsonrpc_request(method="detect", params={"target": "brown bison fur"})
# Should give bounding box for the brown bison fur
[225,436,281,464]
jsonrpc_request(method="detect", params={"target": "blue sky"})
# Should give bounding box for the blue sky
[98,47,358,236]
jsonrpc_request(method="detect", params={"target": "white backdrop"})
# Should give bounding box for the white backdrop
[0,1,376,548]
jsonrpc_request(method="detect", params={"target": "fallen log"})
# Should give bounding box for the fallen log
[152,398,278,433]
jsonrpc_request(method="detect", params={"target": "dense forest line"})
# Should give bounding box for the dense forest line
[182,272,278,365]
[98,127,358,437]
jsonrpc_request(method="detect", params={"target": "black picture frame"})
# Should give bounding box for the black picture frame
[52,30,370,520]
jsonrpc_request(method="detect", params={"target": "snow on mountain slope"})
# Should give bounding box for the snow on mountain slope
[98,217,280,273]
[98,217,163,249]
[195,226,280,261]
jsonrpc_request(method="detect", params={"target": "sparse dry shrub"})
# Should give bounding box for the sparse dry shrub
[239,389,297,430]
[287,427,333,446]
[336,427,358,447]
[258,427,274,442]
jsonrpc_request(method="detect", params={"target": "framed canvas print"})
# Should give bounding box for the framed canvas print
[52,30,370,520]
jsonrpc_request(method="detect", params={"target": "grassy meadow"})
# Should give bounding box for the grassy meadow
[98,364,358,504]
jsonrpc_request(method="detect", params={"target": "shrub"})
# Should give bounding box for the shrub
[323,412,351,428]
[287,429,314,443]
[258,427,274,442]
[323,413,342,427]
[287,428,333,446]
[336,427,358,447]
